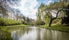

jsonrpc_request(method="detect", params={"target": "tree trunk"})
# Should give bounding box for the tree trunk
[49,9,62,27]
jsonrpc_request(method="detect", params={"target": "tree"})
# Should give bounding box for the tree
[37,0,69,26]
[60,0,69,2]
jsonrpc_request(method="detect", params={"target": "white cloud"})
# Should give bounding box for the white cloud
[12,0,54,19]
[17,0,39,19]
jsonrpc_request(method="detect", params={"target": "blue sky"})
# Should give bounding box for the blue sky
[14,0,58,20]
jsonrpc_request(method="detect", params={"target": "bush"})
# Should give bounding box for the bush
[34,20,45,25]
[0,18,20,26]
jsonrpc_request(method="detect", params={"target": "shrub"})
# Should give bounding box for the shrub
[0,18,20,26]
[22,21,29,25]
[34,20,45,25]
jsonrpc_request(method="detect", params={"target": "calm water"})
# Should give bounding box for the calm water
[11,26,69,40]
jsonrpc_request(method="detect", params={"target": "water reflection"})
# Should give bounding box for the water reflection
[11,27,69,40]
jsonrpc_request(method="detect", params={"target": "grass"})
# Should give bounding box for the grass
[0,24,29,32]
[41,24,69,32]
[0,24,29,40]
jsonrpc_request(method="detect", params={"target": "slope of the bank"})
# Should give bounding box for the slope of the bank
[41,25,69,32]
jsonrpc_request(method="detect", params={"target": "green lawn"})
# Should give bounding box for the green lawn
[41,24,69,32]
[0,24,29,32]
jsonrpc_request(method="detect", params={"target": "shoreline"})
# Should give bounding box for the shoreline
[40,25,69,33]
[0,24,29,40]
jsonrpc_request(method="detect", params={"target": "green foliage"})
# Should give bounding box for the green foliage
[43,13,51,24]
[44,2,69,10]
[37,1,69,26]
[22,21,29,25]
[0,18,20,26]
[34,20,45,25]
[38,3,46,11]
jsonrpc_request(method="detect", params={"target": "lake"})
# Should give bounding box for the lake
[11,26,69,40]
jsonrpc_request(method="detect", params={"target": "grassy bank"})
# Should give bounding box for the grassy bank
[0,24,29,40]
[0,24,29,32]
[41,25,69,32]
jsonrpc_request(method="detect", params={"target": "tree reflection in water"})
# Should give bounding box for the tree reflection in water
[11,27,69,40]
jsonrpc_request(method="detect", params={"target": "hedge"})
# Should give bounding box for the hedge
[0,18,20,26]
